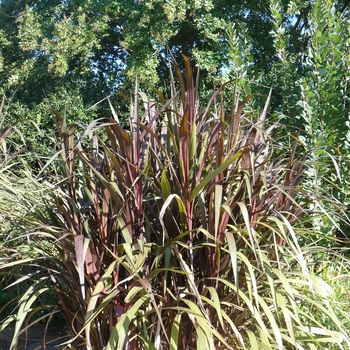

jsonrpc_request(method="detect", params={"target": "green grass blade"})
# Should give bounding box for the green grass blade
[189,150,244,201]
[105,295,149,350]
[170,313,182,350]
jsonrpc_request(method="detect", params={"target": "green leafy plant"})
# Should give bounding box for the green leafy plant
[1,58,350,349]
[268,0,350,224]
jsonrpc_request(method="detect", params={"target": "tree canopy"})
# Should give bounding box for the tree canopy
[1,0,347,102]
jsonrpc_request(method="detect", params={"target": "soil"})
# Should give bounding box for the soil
[0,323,70,350]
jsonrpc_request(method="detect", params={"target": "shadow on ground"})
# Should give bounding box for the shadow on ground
[0,323,71,350]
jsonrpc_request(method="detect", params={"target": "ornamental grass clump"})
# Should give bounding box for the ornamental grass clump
[0,57,349,349]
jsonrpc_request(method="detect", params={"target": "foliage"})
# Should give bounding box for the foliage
[1,58,350,349]
[0,0,271,95]
[0,88,102,175]
[266,0,350,242]
[303,247,350,350]
[1,0,350,347]
[1,0,349,196]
